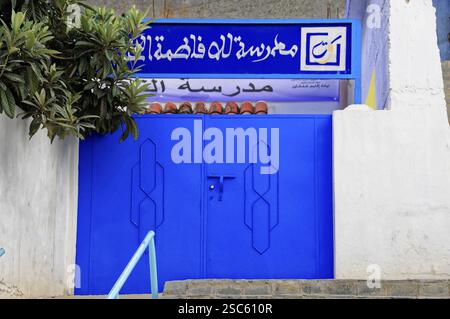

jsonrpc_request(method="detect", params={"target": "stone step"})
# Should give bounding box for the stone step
[161,279,450,299]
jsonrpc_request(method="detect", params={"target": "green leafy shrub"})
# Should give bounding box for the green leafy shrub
[0,0,150,141]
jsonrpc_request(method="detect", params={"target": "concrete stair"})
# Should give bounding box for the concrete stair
[161,279,450,299]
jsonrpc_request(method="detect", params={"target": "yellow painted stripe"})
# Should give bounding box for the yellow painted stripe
[365,70,377,110]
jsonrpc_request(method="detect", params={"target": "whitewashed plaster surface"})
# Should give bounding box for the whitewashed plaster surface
[334,0,450,279]
[0,116,79,297]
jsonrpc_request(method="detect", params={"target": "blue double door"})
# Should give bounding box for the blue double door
[75,115,333,295]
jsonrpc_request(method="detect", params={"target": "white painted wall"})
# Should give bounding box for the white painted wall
[0,116,78,297]
[334,0,450,279]
[387,0,447,110]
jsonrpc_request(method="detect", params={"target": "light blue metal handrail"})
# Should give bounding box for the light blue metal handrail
[107,231,158,299]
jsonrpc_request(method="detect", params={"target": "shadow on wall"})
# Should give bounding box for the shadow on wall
[442,62,450,123]
[86,0,346,18]
[432,0,450,122]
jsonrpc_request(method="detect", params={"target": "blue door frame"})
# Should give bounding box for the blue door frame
[75,114,334,295]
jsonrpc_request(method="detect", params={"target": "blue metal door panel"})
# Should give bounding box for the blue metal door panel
[75,116,204,295]
[204,116,333,279]
[76,114,333,295]
[315,117,334,276]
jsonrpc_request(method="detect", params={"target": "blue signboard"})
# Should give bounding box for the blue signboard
[134,19,360,77]
[133,19,362,103]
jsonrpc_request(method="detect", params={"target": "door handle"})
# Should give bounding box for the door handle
[208,174,235,201]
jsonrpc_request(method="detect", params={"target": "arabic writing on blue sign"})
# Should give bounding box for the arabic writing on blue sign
[144,79,339,102]
[131,21,353,76]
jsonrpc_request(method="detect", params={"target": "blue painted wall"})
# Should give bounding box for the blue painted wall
[433,0,449,61]
[347,0,389,109]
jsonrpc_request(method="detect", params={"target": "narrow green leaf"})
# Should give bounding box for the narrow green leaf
[3,73,25,83]
[29,117,41,138]
[0,89,15,118]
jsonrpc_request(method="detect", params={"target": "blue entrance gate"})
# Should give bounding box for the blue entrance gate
[75,114,333,295]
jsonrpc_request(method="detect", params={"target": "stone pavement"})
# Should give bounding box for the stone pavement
[37,279,450,299]
[161,279,450,299]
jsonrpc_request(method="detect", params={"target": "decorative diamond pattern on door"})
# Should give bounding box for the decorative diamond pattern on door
[244,161,279,254]
[131,139,165,242]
